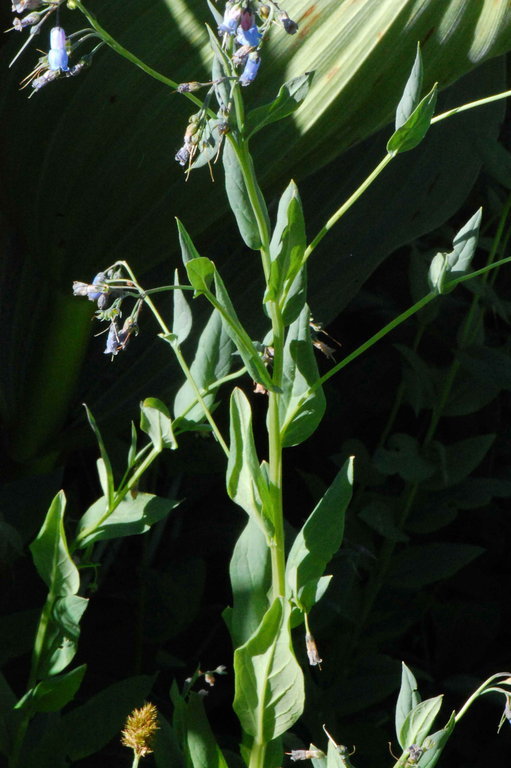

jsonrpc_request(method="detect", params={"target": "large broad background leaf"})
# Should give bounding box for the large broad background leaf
[0,0,509,464]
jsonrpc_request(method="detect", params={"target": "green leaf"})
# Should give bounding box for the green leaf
[425,433,495,490]
[226,389,273,536]
[228,516,271,648]
[373,434,436,482]
[173,308,233,425]
[0,673,17,758]
[387,543,484,589]
[38,595,89,677]
[279,305,326,447]
[429,209,482,294]
[186,692,229,768]
[30,491,79,596]
[418,712,456,768]
[61,674,156,761]
[75,493,178,547]
[286,458,353,611]
[223,139,262,250]
[172,269,193,344]
[395,43,423,130]
[233,597,304,742]
[140,397,177,450]
[83,405,114,506]
[265,181,307,317]
[387,82,437,155]
[398,695,443,752]
[246,73,314,138]
[396,663,421,749]
[16,665,86,714]
[185,257,215,295]
[457,345,511,392]
[177,218,202,265]
[359,501,408,542]
[212,269,277,392]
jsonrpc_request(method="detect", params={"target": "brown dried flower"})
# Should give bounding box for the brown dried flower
[121,702,159,758]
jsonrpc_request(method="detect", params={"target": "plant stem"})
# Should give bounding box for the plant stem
[248,740,267,768]
[304,153,394,261]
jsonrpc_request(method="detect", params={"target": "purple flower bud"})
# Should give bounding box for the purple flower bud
[175,145,190,166]
[236,24,261,47]
[239,52,261,86]
[239,10,254,30]
[87,272,107,302]
[279,13,299,34]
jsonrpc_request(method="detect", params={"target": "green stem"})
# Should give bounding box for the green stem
[304,153,394,262]
[171,344,230,456]
[131,754,141,768]
[454,673,511,723]
[431,88,511,126]
[248,740,266,768]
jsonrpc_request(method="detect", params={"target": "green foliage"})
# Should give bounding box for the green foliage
[233,598,304,742]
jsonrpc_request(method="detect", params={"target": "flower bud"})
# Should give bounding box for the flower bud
[48,26,69,71]
[239,52,261,86]
[279,12,299,34]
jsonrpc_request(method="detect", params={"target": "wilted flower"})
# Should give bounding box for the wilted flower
[104,317,137,355]
[121,702,159,758]
[12,12,41,31]
[305,632,322,667]
[286,748,325,761]
[279,12,299,35]
[239,52,261,86]
[72,272,111,308]
[12,0,42,13]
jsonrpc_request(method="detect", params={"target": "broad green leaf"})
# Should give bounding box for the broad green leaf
[75,493,177,547]
[61,674,157,760]
[396,663,421,749]
[16,665,86,714]
[418,712,456,768]
[185,257,215,295]
[223,139,263,251]
[279,305,326,447]
[226,389,273,537]
[398,695,443,752]
[153,715,185,768]
[265,181,307,314]
[30,491,79,596]
[373,434,436,482]
[387,543,484,589]
[387,83,438,155]
[246,73,314,138]
[84,405,114,506]
[233,598,304,742]
[429,209,482,294]
[186,692,229,768]
[395,44,423,130]
[140,397,177,450]
[171,269,193,344]
[326,738,355,768]
[424,433,495,490]
[359,501,408,542]
[38,595,89,677]
[286,458,353,611]
[227,516,271,648]
[282,265,308,326]
[173,308,233,425]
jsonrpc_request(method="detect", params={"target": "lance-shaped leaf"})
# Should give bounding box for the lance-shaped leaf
[173,308,234,425]
[15,664,87,715]
[75,493,178,547]
[395,43,423,130]
[246,73,314,138]
[265,181,307,320]
[398,695,444,752]
[30,491,79,597]
[227,389,273,537]
[387,82,438,155]
[186,692,229,768]
[84,405,114,507]
[171,268,193,344]
[286,458,354,612]
[396,663,421,749]
[233,597,304,742]
[227,515,271,648]
[279,305,326,447]
[418,712,456,768]
[429,208,483,294]
[177,218,202,266]
[183,251,277,392]
[223,139,265,251]
[140,397,177,451]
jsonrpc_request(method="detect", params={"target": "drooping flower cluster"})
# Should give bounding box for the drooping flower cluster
[7,0,102,93]
[174,1,298,174]
[73,265,142,357]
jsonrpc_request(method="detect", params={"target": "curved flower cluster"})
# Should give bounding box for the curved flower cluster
[7,0,100,93]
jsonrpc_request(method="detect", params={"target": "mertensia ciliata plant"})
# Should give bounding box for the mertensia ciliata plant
[4,1,511,767]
